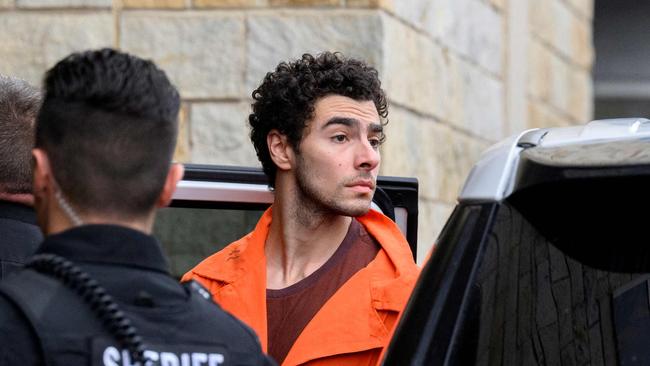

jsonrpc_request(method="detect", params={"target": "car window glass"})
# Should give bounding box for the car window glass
[463,203,647,366]
[153,207,264,278]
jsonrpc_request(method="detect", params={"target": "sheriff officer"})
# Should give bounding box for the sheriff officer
[0,49,273,366]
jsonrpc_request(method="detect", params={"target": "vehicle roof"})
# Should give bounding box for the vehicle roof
[458,118,650,202]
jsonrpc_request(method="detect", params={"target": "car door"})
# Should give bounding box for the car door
[152,164,419,279]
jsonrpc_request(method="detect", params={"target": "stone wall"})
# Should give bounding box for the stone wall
[0,0,594,263]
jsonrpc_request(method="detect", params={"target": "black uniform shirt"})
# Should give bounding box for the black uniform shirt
[0,224,271,365]
[0,201,42,279]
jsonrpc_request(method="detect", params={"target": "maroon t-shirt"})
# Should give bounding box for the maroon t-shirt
[266,219,381,364]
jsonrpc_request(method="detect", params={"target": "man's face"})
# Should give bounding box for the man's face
[293,94,382,217]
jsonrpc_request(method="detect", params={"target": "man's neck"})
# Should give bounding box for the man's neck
[265,197,353,290]
[46,207,155,236]
[0,192,34,207]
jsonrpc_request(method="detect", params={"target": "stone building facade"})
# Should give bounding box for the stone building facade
[0,0,593,262]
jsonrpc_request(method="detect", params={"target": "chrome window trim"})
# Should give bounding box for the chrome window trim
[174,180,274,204]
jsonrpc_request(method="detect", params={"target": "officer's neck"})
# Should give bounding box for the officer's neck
[0,192,34,206]
[45,203,155,236]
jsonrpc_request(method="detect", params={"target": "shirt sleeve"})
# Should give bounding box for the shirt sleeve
[0,294,43,365]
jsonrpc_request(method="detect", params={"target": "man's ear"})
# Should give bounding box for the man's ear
[157,163,184,208]
[267,129,294,171]
[32,148,52,196]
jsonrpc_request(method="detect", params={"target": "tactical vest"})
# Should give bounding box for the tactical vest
[0,254,263,366]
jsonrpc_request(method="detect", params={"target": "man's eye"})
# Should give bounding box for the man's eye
[369,138,381,148]
[333,135,347,143]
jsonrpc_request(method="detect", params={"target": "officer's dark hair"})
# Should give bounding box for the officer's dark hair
[35,48,180,218]
[249,51,388,188]
[0,76,41,195]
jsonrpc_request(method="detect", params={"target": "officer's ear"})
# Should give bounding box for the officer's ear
[157,163,184,208]
[32,148,52,197]
[267,129,294,171]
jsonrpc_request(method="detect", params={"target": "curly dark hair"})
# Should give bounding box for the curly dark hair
[249,52,388,188]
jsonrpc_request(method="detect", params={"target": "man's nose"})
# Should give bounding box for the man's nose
[355,140,380,171]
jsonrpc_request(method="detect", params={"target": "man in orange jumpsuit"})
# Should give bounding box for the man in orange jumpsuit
[184,52,419,366]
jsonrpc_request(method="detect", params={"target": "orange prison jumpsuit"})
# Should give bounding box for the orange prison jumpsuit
[183,207,419,366]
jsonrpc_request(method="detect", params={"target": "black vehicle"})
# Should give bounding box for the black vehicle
[382,118,650,366]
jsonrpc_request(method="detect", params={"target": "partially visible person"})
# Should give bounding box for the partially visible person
[0,49,272,366]
[184,52,419,366]
[0,76,43,279]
